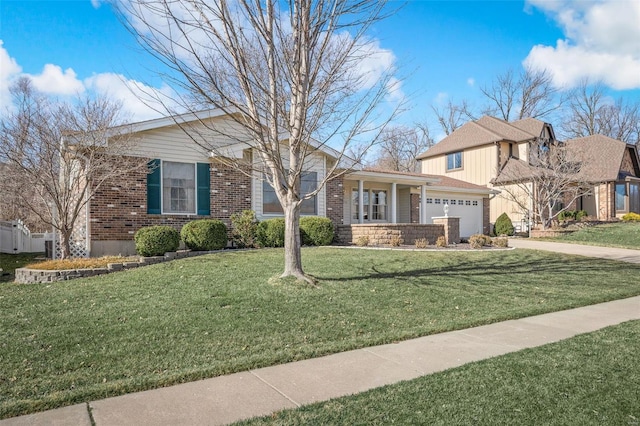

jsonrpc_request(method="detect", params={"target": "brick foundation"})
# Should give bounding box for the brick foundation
[432,216,461,244]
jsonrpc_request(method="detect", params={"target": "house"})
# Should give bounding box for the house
[418,116,640,229]
[72,109,496,257]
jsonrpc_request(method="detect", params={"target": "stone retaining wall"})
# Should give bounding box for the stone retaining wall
[14,250,221,284]
[337,224,445,246]
[530,229,576,238]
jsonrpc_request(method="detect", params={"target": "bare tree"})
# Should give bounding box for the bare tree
[481,67,564,122]
[370,124,433,172]
[431,99,475,136]
[0,78,147,258]
[117,0,400,283]
[494,142,593,229]
[562,80,640,145]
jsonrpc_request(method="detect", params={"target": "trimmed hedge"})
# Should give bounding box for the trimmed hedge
[134,225,180,257]
[180,219,228,251]
[300,216,335,246]
[256,218,286,247]
[494,213,515,236]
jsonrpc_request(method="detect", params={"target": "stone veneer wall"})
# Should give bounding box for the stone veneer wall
[337,224,445,246]
[432,217,460,244]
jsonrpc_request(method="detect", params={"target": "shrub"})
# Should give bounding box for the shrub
[469,233,488,249]
[230,210,259,248]
[558,210,575,221]
[300,216,335,246]
[576,210,588,221]
[180,219,227,251]
[389,235,402,247]
[355,235,370,247]
[435,235,447,247]
[492,237,509,248]
[494,213,515,236]
[414,238,429,248]
[135,225,180,257]
[256,218,286,247]
[622,212,640,221]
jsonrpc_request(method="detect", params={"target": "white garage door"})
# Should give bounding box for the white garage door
[425,196,484,238]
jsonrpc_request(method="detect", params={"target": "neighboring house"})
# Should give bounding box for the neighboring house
[76,109,496,257]
[418,116,640,229]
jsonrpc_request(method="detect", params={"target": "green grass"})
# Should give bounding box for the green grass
[2,247,640,418]
[542,222,640,250]
[240,320,640,425]
[0,253,42,283]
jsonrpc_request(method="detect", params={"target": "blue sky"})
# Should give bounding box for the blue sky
[1,0,639,137]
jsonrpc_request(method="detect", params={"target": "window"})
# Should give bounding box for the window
[426,198,433,204]
[450,199,456,205]
[465,200,471,206]
[443,199,449,205]
[446,151,462,171]
[616,183,627,211]
[352,189,386,221]
[472,200,478,206]
[146,160,210,215]
[163,162,195,214]
[264,172,317,215]
[435,198,441,204]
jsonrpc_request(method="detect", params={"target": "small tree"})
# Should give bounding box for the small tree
[494,142,593,229]
[0,78,148,258]
[369,125,434,172]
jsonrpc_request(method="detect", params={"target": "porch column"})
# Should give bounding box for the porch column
[390,182,397,224]
[420,184,427,224]
[358,179,364,224]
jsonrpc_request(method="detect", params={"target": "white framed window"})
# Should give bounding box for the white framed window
[426,198,433,204]
[446,151,463,171]
[465,200,471,206]
[435,198,441,204]
[352,188,387,221]
[163,161,196,214]
[473,200,478,206]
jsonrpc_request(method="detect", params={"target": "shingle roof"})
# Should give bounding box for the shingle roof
[493,135,637,185]
[511,118,546,138]
[491,158,535,185]
[565,135,630,182]
[417,116,541,160]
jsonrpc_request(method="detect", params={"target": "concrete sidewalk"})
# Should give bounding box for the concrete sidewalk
[3,295,639,426]
[509,238,640,263]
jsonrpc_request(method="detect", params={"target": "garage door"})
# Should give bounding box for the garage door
[424,196,484,238]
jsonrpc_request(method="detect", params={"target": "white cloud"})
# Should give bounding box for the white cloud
[91,0,101,9]
[0,42,173,121]
[467,78,475,87]
[28,64,85,95]
[84,73,176,121]
[524,0,640,89]
[0,40,22,111]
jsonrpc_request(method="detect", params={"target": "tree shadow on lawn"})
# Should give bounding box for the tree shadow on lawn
[315,251,636,285]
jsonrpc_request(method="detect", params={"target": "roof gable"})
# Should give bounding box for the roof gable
[417,115,539,160]
[565,134,629,182]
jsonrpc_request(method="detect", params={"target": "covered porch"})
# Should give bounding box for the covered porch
[342,170,441,225]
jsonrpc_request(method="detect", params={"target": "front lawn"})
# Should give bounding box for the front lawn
[0,253,42,283]
[543,221,640,249]
[2,247,640,418]
[241,320,640,425]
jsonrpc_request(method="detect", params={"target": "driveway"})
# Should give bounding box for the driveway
[509,239,640,264]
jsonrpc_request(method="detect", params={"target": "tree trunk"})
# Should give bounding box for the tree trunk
[281,202,315,285]
[60,228,73,259]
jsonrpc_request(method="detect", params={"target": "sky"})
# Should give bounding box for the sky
[1,0,640,141]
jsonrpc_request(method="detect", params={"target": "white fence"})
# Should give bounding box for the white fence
[0,220,49,254]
